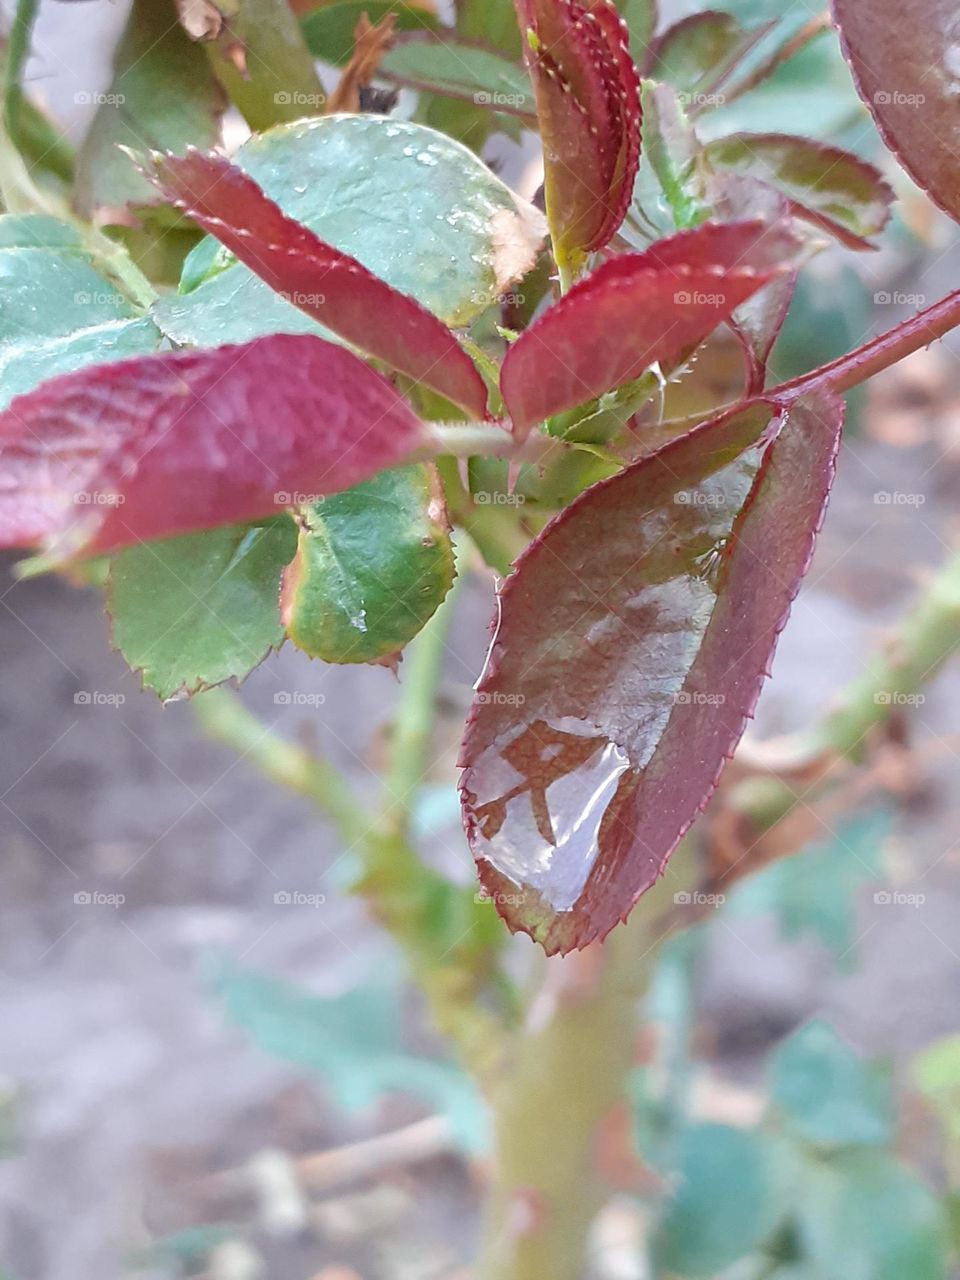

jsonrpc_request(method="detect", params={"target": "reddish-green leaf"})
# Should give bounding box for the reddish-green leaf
[141,149,489,420]
[516,0,642,261]
[0,334,431,556]
[459,392,844,954]
[500,219,802,436]
[704,133,894,250]
[834,0,960,224]
[650,11,772,104]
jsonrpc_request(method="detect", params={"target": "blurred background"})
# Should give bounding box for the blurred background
[2,1,960,1277]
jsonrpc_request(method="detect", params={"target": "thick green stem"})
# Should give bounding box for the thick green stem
[204,0,327,131]
[478,852,695,1280]
[437,456,528,576]
[733,549,960,826]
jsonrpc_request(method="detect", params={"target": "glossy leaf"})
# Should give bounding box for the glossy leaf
[380,38,535,118]
[152,115,545,345]
[281,464,455,665]
[704,133,894,249]
[501,219,802,436]
[0,333,433,556]
[109,521,297,700]
[834,0,960,224]
[142,148,489,419]
[459,392,843,953]
[650,10,772,103]
[74,0,225,223]
[0,219,162,408]
[516,0,642,261]
[301,0,440,65]
[652,1124,785,1275]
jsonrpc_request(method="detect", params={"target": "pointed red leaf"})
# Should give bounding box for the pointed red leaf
[834,0,960,224]
[501,219,803,436]
[0,334,432,555]
[140,149,489,420]
[459,391,844,954]
[516,0,641,259]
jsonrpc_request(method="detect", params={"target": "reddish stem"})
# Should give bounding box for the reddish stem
[773,288,960,401]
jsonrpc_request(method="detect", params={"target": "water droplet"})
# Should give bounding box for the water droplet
[467,717,632,912]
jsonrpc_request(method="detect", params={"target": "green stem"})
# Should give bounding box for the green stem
[204,0,327,132]
[437,456,528,576]
[478,848,696,1280]
[193,687,369,845]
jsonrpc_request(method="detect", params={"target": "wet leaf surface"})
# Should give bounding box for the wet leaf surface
[0,334,432,555]
[152,115,545,344]
[281,464,455,665]
[142,148,490,419]
[109,520,297,701]
[500,219,802,436]
[459,392,844,953]
[834,0,960,224]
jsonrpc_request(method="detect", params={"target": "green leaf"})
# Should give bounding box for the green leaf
[652,1123,786,1275]
[456,0,521,56]
[281,464,455,666]
[381,39,534,117]
[642,81,710,230]
[914,1035,960,1165]
[770,1021,895,1149]
[74,0,225,223]
[0,221,162,408]
[796,1150,947,1280]
[155,114,545,345]
[108,522,297,701]
[726,809,888,963]
[704,133,893,248]
[301,1,441,65]
[212,960,488,1152]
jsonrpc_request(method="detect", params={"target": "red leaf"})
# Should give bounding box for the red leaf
[500,219,802,436]
[459,391,844,954]
[0,334,431,555]
[516,0,641,260]
[140,148,490,420]
[834,0,960,224]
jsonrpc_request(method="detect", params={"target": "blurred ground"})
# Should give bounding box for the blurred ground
[3,3,960,1278]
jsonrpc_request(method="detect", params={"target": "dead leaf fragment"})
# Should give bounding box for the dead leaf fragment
[328,13,397,114]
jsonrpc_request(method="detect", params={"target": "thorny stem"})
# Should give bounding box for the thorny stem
[732,548,960,827]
